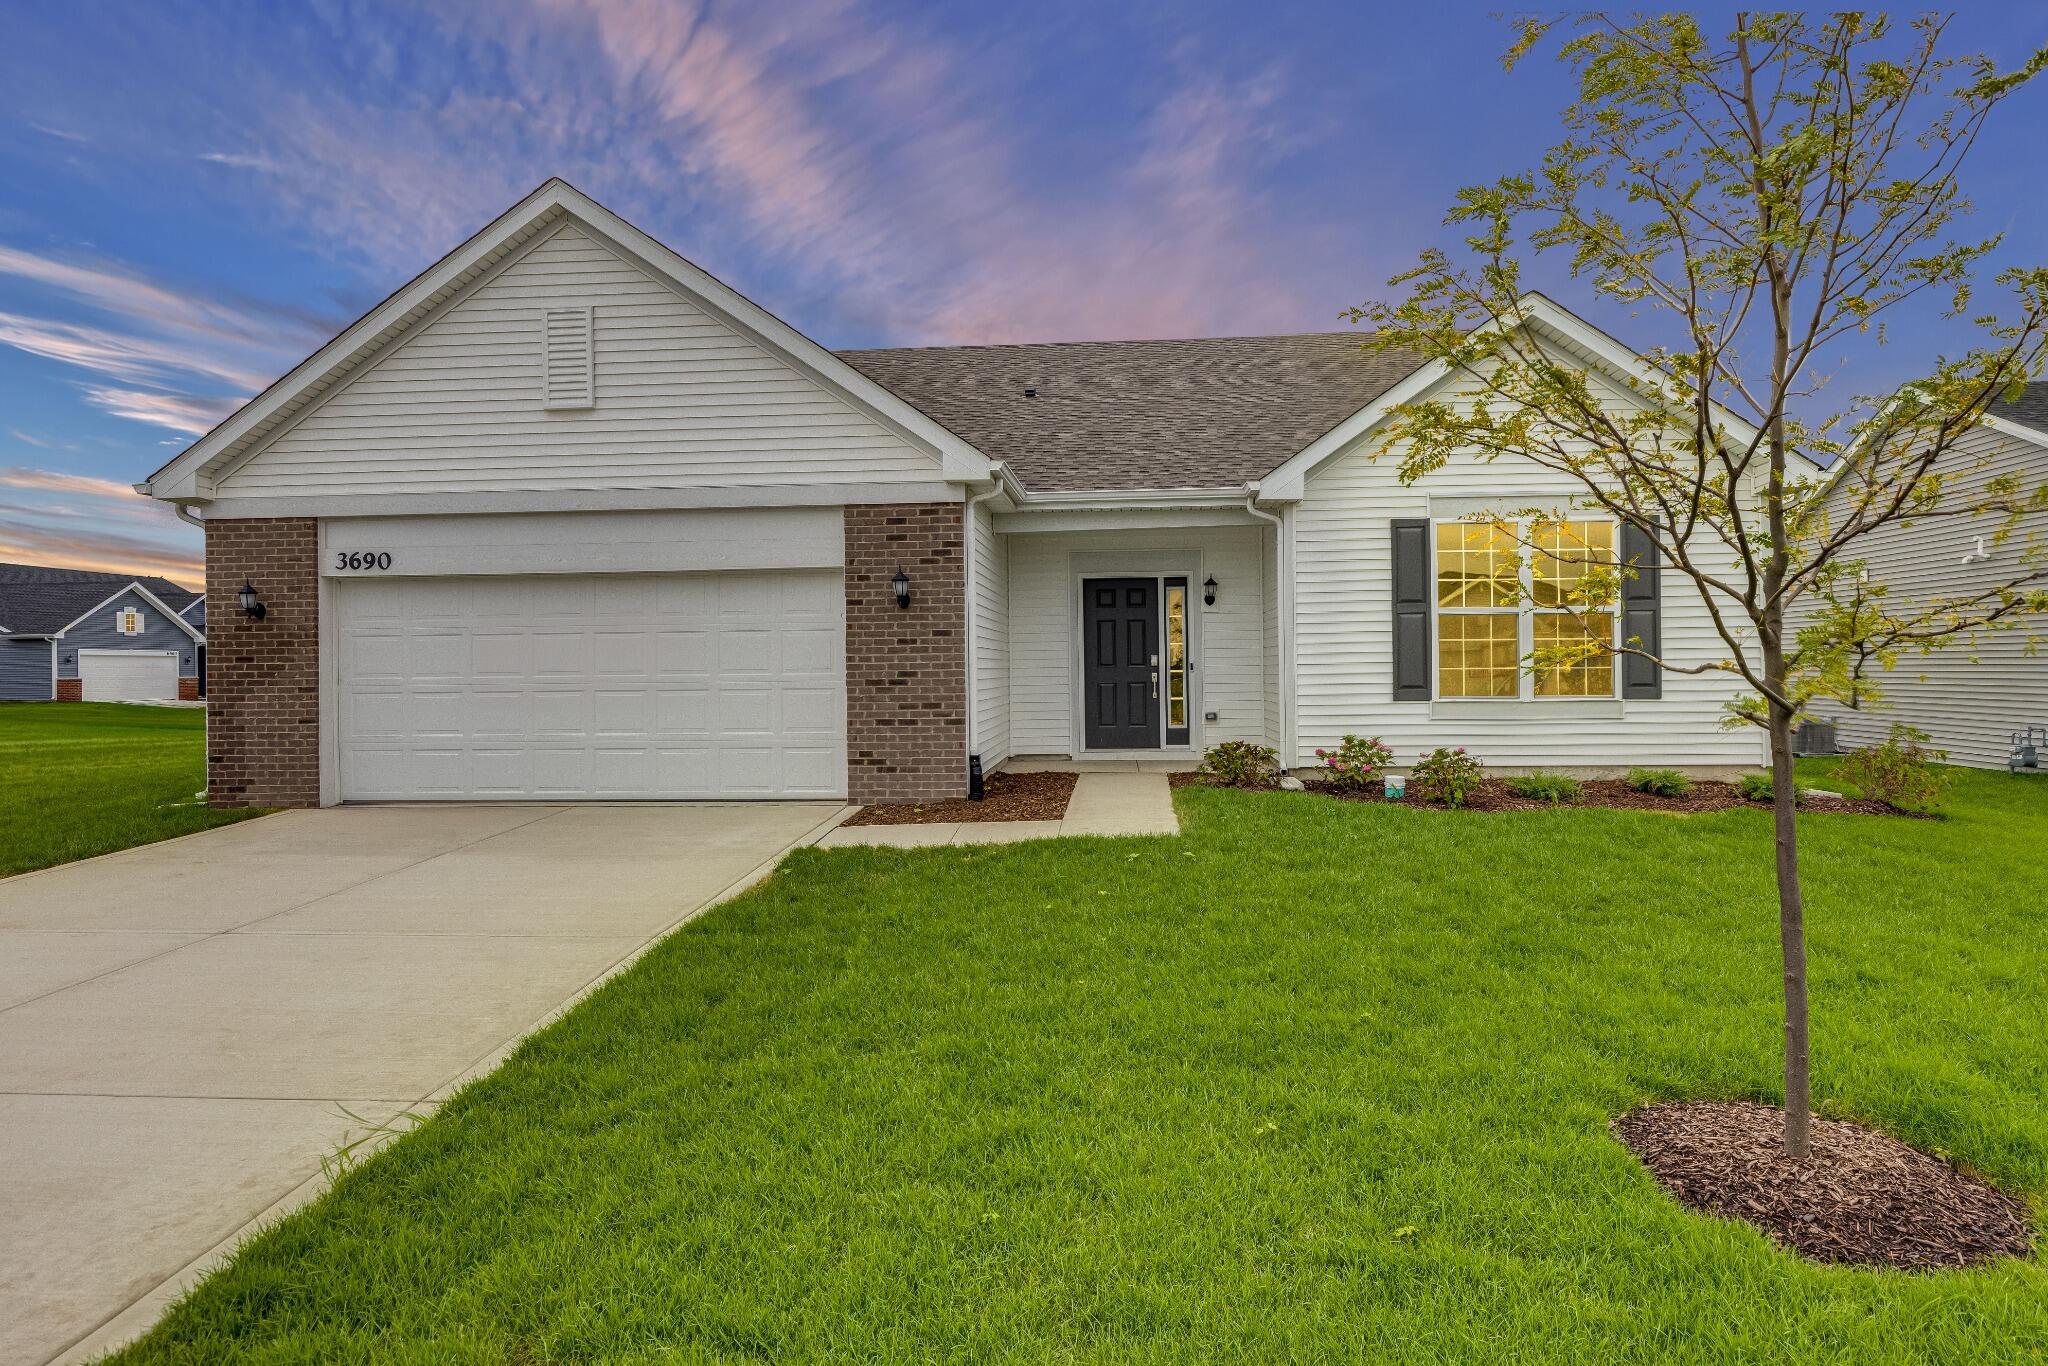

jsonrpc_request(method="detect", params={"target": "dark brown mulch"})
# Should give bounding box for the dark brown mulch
[1613,1101,2034,1270]
[1294,776,1927,817]
[844,769,1077,826]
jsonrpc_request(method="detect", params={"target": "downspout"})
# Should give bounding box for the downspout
[1244,485,1293,768]
[173,503,205,531]
[962,477,1006,787]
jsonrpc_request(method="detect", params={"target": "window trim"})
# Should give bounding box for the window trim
[1429,516,1620,703]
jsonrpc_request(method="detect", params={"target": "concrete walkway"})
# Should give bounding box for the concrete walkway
[0,802,847,1366]
[819,771,1179,848]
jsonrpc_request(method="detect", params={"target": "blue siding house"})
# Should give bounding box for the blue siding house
[0,564,205,701]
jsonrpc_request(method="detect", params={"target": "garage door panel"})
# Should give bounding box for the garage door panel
[655,688,711,736]
[532,690,591,736]
[593,631,651,676]
[339,571,846,800]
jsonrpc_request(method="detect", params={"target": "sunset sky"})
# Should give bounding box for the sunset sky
[4,4,2045,588]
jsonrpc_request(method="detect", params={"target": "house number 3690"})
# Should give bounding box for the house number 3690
[335,551,393,571]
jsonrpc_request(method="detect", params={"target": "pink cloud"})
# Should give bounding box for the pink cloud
[79,387,242,436]
[0,311,271,392]
[0,518,201,585]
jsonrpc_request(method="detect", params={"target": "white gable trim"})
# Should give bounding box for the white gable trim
[1255,293,1811,501]
[143,179,994,503]
[53,582,207,644]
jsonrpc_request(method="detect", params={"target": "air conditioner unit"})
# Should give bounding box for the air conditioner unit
[1790,720,1838,757]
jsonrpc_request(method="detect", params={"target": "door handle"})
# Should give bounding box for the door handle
[1151,669,1159,699]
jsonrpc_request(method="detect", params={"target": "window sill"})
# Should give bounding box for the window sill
[1428,698,1625,721]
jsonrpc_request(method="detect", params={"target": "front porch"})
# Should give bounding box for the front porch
[977,514,1280,770]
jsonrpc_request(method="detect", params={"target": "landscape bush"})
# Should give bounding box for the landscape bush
[1836,725,1951,810]
[1735,771,1775,802]
[1507,771,1583,804]
[1314,735,1395,790]
[1627,767,1692,798]
[1200,740,1281,790]
[1410,746,1484,808]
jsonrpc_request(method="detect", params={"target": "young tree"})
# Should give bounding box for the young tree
[1352,13,2048,1157]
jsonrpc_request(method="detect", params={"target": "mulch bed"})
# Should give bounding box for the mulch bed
[843,769,1077,826]
[1173,772,1925,817]
[1613,1101,2034,1270]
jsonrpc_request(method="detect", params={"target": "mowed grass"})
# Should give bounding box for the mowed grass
[119,764,2047,1363]
[0,702,261,876]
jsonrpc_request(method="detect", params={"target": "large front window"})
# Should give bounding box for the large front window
[1434,517,1617,700]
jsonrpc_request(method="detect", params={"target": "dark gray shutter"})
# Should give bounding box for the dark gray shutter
[1620,523,1661,699]
[1392,518,1432,700]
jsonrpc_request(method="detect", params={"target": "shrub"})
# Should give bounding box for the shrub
[1836,724,1951,810]
[1627,767,1693,798]
[1735,771,1774,802]
[1200,740,1281,789]
[1507,771,1583,804]
[1410,746,1484,807]
[1314,734,1395,790]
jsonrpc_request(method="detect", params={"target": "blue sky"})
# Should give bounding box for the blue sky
[3,3,2045,587]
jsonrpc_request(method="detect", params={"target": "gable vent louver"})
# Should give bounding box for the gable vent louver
[542,306,595,410]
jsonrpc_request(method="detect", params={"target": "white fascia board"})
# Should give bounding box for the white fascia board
[1258,292,1779,499]
[51,582,207,644]
[1006,485,1251,511]
[142,179,998,504]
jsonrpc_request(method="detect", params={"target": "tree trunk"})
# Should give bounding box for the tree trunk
[1768,699,1812,1159]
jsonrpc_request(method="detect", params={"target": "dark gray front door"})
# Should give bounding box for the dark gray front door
[1084,578,1159,750]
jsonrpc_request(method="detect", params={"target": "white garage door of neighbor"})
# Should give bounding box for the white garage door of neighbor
[336,572,846,801]
[78,650,180,702]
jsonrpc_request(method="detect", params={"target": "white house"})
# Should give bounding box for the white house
[140,179,1769,808]
[1807,388,2048,769]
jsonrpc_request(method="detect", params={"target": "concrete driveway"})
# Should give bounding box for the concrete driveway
[0,802,845,1365]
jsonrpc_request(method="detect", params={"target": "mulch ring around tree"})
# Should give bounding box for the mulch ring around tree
[1171,772,1928,817]
[843,769,1077,826]
[1613,1101,2034,1270]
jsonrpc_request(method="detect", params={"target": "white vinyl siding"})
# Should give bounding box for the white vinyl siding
[1005,526,1268,756]
[216,223,938,498]
[1806,424,2048,768]
[1293,372,1763,771]
[971,500,1011,767]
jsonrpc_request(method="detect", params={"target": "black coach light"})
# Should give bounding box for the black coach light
[1203,575,1218,607]
[891,567,911,610]
[237,580,267,621]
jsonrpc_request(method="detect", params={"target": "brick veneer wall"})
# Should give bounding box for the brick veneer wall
[844,503,967,802]
[205,517,320,808]
[178,676,200,701]
[55,678,80,702]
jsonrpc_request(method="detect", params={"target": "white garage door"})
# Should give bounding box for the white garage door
[78,650,179,702]
[336,572,845,801]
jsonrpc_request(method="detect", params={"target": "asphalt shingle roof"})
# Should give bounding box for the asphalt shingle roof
[836,332,1424,492]
[0,563,198,636]
[1989,381,2048,437]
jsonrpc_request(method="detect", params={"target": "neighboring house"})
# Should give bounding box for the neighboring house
[1807,386,2048,769]
[0,564,205,702]
[140,179,1773,809]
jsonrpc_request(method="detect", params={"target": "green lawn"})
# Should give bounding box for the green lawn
[118,763,2046,1363]
[0,702,262,877]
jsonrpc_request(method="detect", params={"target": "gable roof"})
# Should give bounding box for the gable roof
[837,333,1423,493]
[1988,382,2048,441]
[141,179,994,502]
[0,563,199,636]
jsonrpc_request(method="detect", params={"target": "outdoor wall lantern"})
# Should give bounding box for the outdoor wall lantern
[237,580,267,621]
[891,568,911,610]
[1203,575,1218,607]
